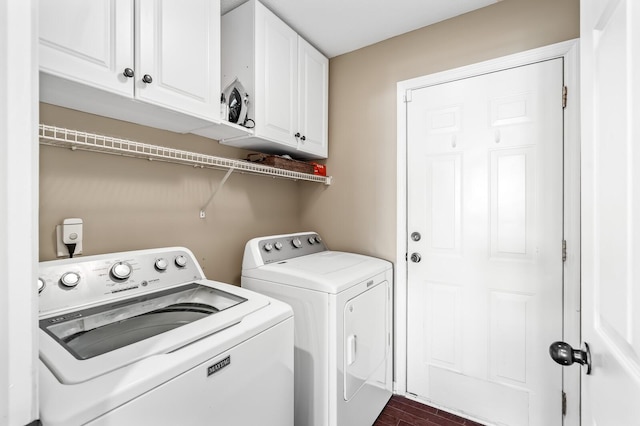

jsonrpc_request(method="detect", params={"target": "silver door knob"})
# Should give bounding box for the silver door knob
[549,341,591,374]
[410,253,421,263]
[411,232,421,242]
[142,74,153,84]
[123,68,134,78]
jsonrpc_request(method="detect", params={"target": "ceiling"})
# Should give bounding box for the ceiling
[220,0,500,58]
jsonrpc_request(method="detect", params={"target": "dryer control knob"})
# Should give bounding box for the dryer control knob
[314,235,322,244]
[110,262,132,281]
[155,258,168,271]
[274,241,283,250]
[175,255,188,268]
[292,238,302,248]
[308,237,315,245]
[60,272,80,288]
[264,243,274,252]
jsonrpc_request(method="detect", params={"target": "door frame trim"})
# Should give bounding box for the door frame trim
[395,39,580,425]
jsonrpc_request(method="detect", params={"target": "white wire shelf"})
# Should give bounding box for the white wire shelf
[38,124,332,185]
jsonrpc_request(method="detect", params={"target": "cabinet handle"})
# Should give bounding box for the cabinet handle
[294,132,301,138]
[300,135,306,141]
[142,74,153,84]
[123,68,134,78]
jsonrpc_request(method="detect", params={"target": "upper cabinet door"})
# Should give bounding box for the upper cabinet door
[39,0,134,97]
[297,38,328,158]
[254,2,298,147]
[136,0,220,120]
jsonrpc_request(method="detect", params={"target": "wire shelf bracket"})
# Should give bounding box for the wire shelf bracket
[199,167,235,219]
[39,124,332,186]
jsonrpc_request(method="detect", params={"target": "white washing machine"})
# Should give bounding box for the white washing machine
[38,247,294,425]
[241,232,393,426]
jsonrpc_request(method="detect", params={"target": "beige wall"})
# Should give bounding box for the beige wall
[300,0,580,263]
[39,103,302,284]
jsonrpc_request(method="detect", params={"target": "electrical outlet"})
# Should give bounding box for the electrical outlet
[56,218,83,257]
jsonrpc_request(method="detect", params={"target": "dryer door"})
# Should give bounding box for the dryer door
[343,281,389,401]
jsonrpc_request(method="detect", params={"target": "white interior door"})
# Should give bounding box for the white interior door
[578,0,640,424]
[406,59,564,426]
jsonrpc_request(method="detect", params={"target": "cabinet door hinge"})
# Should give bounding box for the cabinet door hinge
[562,391,567,416]
[562,240,567,262]
[562,86,568,109]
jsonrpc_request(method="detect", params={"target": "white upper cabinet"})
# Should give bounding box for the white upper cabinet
[297,38,329,158]
[216,0,328,159]
[39,0,133,97]
[39,0,247,137]
[135,0,219,119]
[254,4,298,148]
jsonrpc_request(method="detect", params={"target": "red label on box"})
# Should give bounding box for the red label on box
[311,162,327,176]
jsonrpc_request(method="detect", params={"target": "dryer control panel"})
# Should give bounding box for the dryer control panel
[245,232,327,266]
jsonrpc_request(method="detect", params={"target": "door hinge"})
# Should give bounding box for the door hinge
[562,391,567,416]
[562,86,568,109]
[562,240,567,262]
[405,89,413,103]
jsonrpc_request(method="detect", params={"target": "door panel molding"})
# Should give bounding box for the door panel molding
[396,39,580,426]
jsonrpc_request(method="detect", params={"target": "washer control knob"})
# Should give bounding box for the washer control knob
[292,238,303,248]
[175,255,188,268]
[308,237,315,245]
[314,235,322,244]
[155,258,168,271]
[60,272,80,288]
[264,243,274,252]
[274,241,283,250]
[110,262,132,281]
[38,278,46,293]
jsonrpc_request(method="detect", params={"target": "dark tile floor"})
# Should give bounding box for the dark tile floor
[374,395,485,426]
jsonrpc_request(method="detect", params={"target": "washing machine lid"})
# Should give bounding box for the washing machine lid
[41,283,246,361]
[242,251,391,293]
[39,280,272,384]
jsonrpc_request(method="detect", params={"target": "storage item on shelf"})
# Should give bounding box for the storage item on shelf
[310,162,327,176]
[246,153,315,174]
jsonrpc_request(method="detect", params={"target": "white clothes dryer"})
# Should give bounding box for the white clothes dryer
[241,232,393,426]
[38,247,294,426]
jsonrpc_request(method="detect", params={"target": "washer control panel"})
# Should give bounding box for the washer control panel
[258,232,327,264]
[37,247,204,316]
